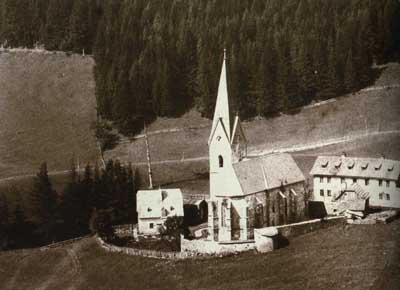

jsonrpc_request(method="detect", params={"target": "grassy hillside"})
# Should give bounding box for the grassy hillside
[1,220,399,290]
[103,63,400,191]
[0,52,398,199]
[0,49,99,179]
[0,58,400,199]
[107,63,400,164]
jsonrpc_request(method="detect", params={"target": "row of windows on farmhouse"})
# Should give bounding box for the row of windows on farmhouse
[319,189,391,200]
[318,176,395,187]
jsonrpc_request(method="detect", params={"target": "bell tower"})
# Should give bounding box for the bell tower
[208,49,233,199]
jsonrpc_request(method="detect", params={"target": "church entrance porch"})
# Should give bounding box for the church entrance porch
[207,198,249,242]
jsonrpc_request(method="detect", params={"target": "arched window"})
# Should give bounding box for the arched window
[218,155,224,168]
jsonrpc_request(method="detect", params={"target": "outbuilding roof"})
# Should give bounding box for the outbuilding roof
[137,188,184,219]
[232,153,305,195]
[310,156,400,181]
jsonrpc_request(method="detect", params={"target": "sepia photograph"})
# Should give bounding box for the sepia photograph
[0,0,399,289]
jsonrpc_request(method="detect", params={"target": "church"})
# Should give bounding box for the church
[207,50,307,242]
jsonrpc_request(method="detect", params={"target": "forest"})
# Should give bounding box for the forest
[1,0,399,135]
[0,160,140,249]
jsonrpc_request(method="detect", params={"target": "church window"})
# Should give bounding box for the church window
[218,155,224,168]
[149,223,154,229]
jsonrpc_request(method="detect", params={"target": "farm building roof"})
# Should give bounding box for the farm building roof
[310,156,400,181]
[137,188,184,219]
[232,153,305,195]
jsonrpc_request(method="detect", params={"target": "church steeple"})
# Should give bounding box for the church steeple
[210,49,230,141]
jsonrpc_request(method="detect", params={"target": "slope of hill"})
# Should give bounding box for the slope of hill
[0,50,99,179]
[0,220,399,290]
[105,63,400,187]
[0,52,398,197]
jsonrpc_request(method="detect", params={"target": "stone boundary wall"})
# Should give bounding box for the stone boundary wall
[95,235,193,260]
[96,235,255,259]
[275,216,346,239]
[180,238,255,255]
[113,224,137,238]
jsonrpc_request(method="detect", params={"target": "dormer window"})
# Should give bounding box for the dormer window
[361,162,368,170]
[375,163,382,170]
[218,155,224,168]
[347,161,355,169]
[170,206,175,211]
[335,161,341,168]
[147,207,152,212]
[321,161,329,168]
[388,164,394,172]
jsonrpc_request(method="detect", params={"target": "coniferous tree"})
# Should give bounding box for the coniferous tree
[68,0,90,53]
[30,162,58,243]
[0,193,9,249]
[344,48,354,93]
[10,194,33,248]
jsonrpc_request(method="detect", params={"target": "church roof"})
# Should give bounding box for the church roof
[231,115,247,145]
[233,153,305,195]
[310,156,400,181]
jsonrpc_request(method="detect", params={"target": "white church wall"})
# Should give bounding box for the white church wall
[209,121,243,198]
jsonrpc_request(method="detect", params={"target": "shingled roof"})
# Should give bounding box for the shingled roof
[232,153,305,195]
[310,156,400,181]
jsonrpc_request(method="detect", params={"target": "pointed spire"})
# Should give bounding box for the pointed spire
[211,48,231,140]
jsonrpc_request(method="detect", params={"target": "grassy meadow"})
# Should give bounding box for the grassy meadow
[0,50,99,179]
[1,219,399,290]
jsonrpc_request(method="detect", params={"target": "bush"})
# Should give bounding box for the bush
[162,216,184,240]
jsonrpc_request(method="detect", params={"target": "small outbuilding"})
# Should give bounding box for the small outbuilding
[137,188,184,235]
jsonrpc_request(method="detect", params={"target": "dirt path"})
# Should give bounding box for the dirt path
[3,253,29,290]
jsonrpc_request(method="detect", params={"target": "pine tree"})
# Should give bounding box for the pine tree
[126,164,137,222]
[10,194,33,248]
[30,162,58,243]
[68,0,90,53]
[344,48,354,93]
[0,193,9,249]
[60,158,87,238]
